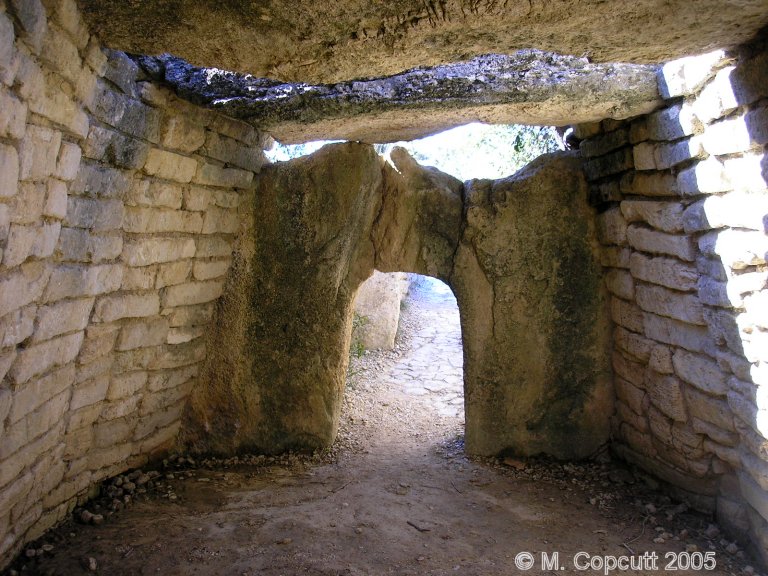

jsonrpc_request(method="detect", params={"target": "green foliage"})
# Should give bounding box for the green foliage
[349,313,369,359]
[266,123,562,181]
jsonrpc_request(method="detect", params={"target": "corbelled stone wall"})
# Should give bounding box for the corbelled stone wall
[0,0,267,564]
[577,38,768,563]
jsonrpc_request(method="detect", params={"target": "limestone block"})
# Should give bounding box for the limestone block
[684,387,735,432]
[78,323,119,365]
[636,283,705,325]
[43,0,89,48]
[600,246,630,268]
[614,326,653,362]
[86,442,133,473]
[89,83,161,142]
[148,339,206,370]
[150,261,192,290]
[134,400,185,441]
[0,143,19,198]
[139,379,194,417]
[121,266,157,290]
[9,182,45,224]
[0,90,27,139]
[192,259,231,281]
[632,142,656,170]
[123,207,203,234]
[162,279,224,307]
[744,292,768,330]
[573,122,601,140]
[93,417,133,449]
[648,344,674,374]
[579,128,629,158]
[621,200,684,233]
[613,349,648,387]
[203,132,264,172]
[604,268,634,300]
[138,421,181,455]
[626,225,695,261]
[645,369,687,422]
[0,305,36,348]
[659,50,728,99]
[653,137,705,170]
[44,263,123,302]
[195,236,231,258]
[9,0,47,52]
[739,473,768,523]
[122,237,196,266]
[147,365,198,392]
[742,450,768,492]
[84,38,107,75]
[583,147,633,180]
[211,190,240,209]
[629,252,698,291]
[103,50,139,97]
[107,371,147,401]
[722,153,768,193]
[201,206,239,234]
[692,66,738,124]
[93,293,160,322]
[643,313,711,354]
[596,207,627,245]
[208,115,260,147]
[620,170,678,197]
[745,105,768,146]
[100,396,141,422]
[646,103,701,141]
[143,148,197,183]
[193,163,253,189]
[3,222,60,267]
[126,180,183,209]
[44,179,68,219]
[693,417,738,447]
[9,332,82,385]
[614,377,647,415]
[0,204,7,244]
[70,373,110,413]
[183,186,211,212]
[19,125,62,181]
[0,11,15,84]
[70,161,131,199]
[32,298,94,342]
[83,125,150,169]
[116,318,169,351]
[677,158,731,196]
[0,350,16,382]
[161,115,206,153]
[167,326,204,344]
[67,403,101,432]
[39,22,81,88]
[65,197,124,231]
[610,297,644,333]
[672,349,727,395]
[58,228,123,263]
[699,229,768,270]
[0,261,50,317]
[164,303,215,328]
[702,115,757,156]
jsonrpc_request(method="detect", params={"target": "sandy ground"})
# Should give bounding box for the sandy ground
[3,277,763,576]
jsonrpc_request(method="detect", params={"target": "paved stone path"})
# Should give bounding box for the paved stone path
[386,277,464,418]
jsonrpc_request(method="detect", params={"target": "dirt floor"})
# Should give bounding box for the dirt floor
[3,278,764,576]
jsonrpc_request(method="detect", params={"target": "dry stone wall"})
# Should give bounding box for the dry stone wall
[577,37,768,563]
[0,0,266,564]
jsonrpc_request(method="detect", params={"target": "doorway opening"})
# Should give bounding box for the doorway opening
[339,273,465,458]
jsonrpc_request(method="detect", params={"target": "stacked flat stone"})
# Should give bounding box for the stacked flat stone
[0,0,267,565]
[577,43,768,564]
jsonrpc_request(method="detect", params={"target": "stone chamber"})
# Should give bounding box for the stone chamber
[0,0,767,569]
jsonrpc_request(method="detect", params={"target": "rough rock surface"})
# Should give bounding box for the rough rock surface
[136,52,661,143]
[185,143,610,459]
[78,0,768,84]
[351,271,410,351]
[453,153,613,458]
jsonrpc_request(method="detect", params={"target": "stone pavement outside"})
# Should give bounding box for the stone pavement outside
[386,276,464,418]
